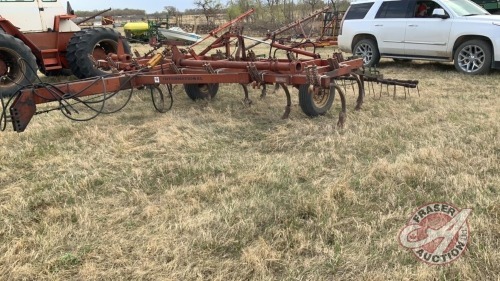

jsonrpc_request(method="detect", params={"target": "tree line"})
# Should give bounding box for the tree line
[75,9,146,17]
[76,0,350,30]
[186,0,349,26]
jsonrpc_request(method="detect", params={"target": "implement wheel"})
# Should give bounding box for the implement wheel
[184,83,219,100]
[66,27,130,79]
[0,34,37,97]
[298,84,335,117]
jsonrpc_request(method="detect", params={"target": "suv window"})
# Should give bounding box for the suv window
[344,2,374,20]
[375,1,410,18]
[413,1,446,17]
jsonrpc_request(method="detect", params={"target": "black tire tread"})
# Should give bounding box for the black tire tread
[353,38,380,67]
[184,84,219,100]
[454,39,491,75]
[0,33,37,97]
[298,84,335,117]
[66,27,130,79]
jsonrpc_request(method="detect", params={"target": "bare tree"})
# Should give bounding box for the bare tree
[283,0,295,22]
[164,6,179,16]
[226,2,242,21]
[303,0,324,12]
[194,0,223,25]
[266,0,281,25]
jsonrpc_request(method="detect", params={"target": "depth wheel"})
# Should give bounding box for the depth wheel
[184,83,219,100]
[298,84,335,117]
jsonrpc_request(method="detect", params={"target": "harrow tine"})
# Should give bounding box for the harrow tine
[272,83,281,95]
[260,84,267,99]
[340,79,347,95]
[240,84,252,106]
[370,81,376,98]
[279,83,292,119]
[351,73,365,111]
[331,83,347,128]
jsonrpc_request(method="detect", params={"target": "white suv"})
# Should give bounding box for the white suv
[338,0,500,74]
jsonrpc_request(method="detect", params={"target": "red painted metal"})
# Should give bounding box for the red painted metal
[3,12,418,134]
[246,6,340,50]
[0,14,79,71]
[0,7,420,134]
[7,35,365,132]
[190,8,255,49]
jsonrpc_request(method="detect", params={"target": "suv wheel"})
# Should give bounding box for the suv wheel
[454,40,491,75]
[353,39,380,67]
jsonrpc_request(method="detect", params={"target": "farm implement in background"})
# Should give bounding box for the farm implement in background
[247,4,341,50]
[0,12,418,133]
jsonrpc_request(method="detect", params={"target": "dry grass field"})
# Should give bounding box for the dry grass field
[0,38,499,280]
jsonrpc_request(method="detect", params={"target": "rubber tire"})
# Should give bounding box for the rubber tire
[454,40,491,75]
[66,27,131,79]
[298,84,335,117]
[184,83,219,100]
[0,33,37,97]
[353,39,380,67]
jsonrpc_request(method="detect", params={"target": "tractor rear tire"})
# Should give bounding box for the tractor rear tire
[66,27,130,79]
[0,33,37,97]
[298,84,335,117]
[184,83,219,100]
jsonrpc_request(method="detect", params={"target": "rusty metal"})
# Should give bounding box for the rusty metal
[279,83,292,119]
[243,35,321,59]
[331,83,347,128]
[247,63,262,88]
[1,23,419,133]
[334,70,419,104]
[189,8,255,49]
[246,6,333,49]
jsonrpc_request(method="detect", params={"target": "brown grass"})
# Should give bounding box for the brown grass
[0,38,499,280]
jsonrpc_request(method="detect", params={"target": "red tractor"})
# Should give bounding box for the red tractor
[0,0,130,96]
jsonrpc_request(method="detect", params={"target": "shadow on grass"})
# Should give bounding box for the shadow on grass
[378,60,455,72]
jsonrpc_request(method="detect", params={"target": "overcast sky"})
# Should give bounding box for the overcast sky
[68,0,207,14]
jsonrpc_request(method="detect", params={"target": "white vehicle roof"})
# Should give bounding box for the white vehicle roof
[0,0,79,32]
